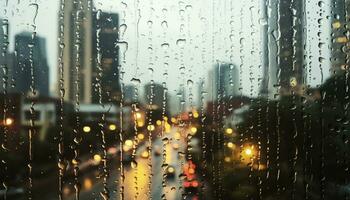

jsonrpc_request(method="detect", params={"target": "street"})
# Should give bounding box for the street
[61,125,201,200]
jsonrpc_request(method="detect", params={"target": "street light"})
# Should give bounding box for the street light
[137,133,145,140]
[4,118,13,126]
[147,124,155,131]
[244,148,252,156]
[125,139,133,147]
[242,145,255,159]
[225,128,233,135]
[93,154,102,163]
[83,126,91,133]
[193,110,199,118]
[227,142,235,149]
[190,127,197,135]
[108,124,117,131]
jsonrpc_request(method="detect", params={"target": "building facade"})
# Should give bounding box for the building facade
[260,0,305,97]
[330,0,350,73]
[59,0,120,104]
[91,11,120,103]
[14,32,49,97]
[60,0,93,103]
[208,62,239,101]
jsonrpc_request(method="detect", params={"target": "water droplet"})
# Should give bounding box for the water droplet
[131,160,138,168]
[176,39,186,48]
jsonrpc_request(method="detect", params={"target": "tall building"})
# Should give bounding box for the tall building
[0,19,7,90]
[92,11,120,103]
[144,83,168,111]
[330,0,350,73]
[14,32,49,97]
[260,0,305,97]
[60,0,93,103]
[208,62,239,101]
[124,85,136,104]
[197,79,206,108]
[0,19,5,52]
[59,0,120,104]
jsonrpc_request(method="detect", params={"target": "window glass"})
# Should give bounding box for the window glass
[1,0,350,199]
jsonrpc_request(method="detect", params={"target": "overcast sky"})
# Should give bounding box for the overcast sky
[1,0,331,101]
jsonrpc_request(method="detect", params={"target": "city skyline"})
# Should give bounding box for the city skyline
[1,1,350,199]
[0,0,335,101]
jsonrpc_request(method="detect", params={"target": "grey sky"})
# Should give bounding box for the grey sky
[1,0,331,100]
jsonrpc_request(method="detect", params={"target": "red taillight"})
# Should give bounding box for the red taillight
[192,180,199,188]
[183,181,191,188]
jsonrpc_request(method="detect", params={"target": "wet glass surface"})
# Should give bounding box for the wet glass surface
[1,0,350,199]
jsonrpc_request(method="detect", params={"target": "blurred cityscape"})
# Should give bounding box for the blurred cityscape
[1,0,350,200]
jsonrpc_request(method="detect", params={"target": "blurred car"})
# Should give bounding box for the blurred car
[183,179,200,193]
[183,160,199,193]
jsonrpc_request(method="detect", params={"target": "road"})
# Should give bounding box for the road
[64,125,197,200]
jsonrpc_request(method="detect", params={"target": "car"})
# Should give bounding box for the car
[182,160,199,193]
[183,179,200,193]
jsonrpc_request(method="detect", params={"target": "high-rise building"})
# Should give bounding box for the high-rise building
[60,0,93,103]
[0,19,5,52]
[144,83,168,111]
[59,1,120,104]
[14,32,49,97]
[260,0,305,97]
[91,11,120,103]
[0,19,7,89]
[197,79,206,108]
[124,85,136,104]
[330,0,350,73]
[208,62,239,101]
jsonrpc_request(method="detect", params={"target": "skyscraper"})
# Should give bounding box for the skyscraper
[0,19,7,90]
[208,62,239,101]
[60,0,93,103]
[0,19,5,53]
[330,0,350,73]
[124,85,136,104]
[260,0,305,97]
[59,0,120,104]
[92,11,120,103]
[144,83,168,111]
[14,32,49,96]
